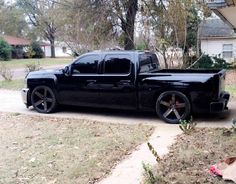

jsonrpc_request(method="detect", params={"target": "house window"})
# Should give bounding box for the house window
[62,46,67,53]
[222,44,233,58]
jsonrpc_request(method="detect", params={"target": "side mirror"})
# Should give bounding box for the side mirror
[63,65,72,76]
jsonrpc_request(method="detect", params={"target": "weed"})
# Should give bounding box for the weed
[232,119,236,133]
[11,112,21,116]
[179,117,196,135]
[222,119,236,136]
[147,142,161,163]
[142,163,159,184]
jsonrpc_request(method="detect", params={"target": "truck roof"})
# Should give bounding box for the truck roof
[88,50,152,55]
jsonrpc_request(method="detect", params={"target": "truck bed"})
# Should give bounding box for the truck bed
[155,69,223,74]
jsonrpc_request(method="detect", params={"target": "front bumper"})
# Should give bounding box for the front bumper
[210,91,230,113]
[21,88,30,108]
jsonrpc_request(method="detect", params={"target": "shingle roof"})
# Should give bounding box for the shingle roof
[0,35,31,46]
[199,18,236,38]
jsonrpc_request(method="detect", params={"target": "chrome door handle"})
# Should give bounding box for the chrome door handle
[86,80,97,83]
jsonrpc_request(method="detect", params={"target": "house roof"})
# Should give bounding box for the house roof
[199,18,236,39]
[0,35,31,46]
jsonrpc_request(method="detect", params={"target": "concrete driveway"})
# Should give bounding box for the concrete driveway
[0,89,235,128]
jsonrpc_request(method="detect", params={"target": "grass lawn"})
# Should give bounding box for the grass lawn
[1,58,73,69]
[0,79,24,90]
[226,85,236,99]
[143,128,236,184]
[0,113,154,184]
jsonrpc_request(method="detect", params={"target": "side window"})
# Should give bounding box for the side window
[139,54,159,73]
[73,55,99,74]
[104,54,131,74]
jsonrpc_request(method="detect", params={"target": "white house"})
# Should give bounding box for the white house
[206,0,236,31]
[200,18,236,62]
[41,41,73,58]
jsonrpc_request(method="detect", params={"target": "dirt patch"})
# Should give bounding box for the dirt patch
[0,112,154,184]
[143,128,236,184]
[226,70,236,86]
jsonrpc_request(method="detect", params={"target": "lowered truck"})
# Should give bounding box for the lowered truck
[21,50,230,123]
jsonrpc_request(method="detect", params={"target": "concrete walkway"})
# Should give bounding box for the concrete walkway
[98,125,181,184]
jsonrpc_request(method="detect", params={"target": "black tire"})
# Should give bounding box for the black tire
[31,85,57,113]
[156,91,191,124]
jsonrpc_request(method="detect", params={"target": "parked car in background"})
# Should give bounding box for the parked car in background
[21,50,230,123]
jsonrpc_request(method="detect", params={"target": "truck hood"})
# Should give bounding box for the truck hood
[27,69,63,78]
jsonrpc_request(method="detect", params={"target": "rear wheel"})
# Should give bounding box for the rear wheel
[31,86,57,113]
[156,91,191,124]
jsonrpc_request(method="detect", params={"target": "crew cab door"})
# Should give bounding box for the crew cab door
[58,54,101,106]
[96,53,137,109]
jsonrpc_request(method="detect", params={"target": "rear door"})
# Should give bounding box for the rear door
[97,53,137,109]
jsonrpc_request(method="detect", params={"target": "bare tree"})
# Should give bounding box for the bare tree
[17,0,60,58]
[53,0,139,51]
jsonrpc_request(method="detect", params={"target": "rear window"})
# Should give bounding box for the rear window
[139,53,159,73]
[104,54,131,74]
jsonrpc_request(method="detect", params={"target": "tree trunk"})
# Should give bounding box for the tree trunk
[50,39,56,58]
[123,0,138,50]
[163,50,168,69]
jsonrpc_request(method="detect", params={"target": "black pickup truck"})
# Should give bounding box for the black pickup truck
[21,50,230,123]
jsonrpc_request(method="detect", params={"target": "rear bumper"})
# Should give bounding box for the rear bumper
[210,91,230,113]
[21,88,30,108]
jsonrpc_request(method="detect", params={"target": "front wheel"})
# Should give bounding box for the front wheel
[31,86,57,113]
[156,91,191,124]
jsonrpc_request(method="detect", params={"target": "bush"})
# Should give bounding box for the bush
[12,46,25,59]
[25,46,36,58]
[25,63,42,73]
[0,39,12,61]
[31,41,44,58]
[0,62,13,81]
[192,54,231,69]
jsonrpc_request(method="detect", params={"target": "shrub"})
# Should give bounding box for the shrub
[0,62,13,81]
[0,38,12,61]
[31,41,44,58]
[25,46,36,58]
[193,54,231,69]
[12,46,25,59]
[25,63,42,73]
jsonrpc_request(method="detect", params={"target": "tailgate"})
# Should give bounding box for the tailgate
[214,69,226,99]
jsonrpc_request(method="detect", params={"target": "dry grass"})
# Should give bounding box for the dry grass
[0,113,154,184]
[226,70,236,86]
[226,70,236,100]
[0,79,24,90]
[143,128,236,184]
[2,58,72,69]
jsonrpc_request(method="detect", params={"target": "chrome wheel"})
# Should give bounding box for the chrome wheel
[156,91,190,124]
[31,86,57,113]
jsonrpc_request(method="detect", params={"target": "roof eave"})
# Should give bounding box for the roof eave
[200,36,236,40]
[212,9,236,32]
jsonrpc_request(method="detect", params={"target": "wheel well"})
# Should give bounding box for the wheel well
[28,80,57,103]
[153,89,192,108]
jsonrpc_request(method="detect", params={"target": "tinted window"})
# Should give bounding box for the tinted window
[104,54,131,74]
[73,55,99,74]
[139,54,159,73]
